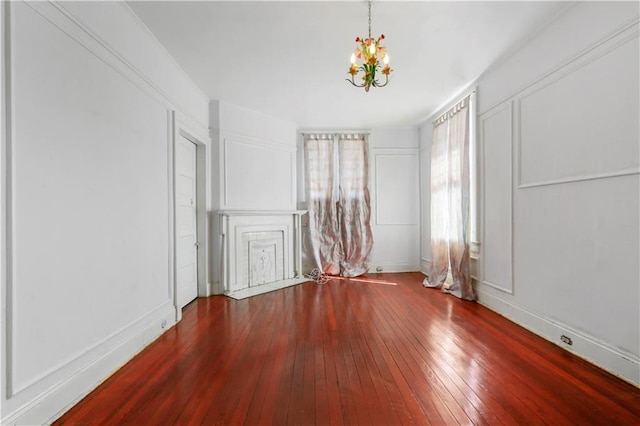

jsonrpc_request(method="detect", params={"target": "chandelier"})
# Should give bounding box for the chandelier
[346,0,392,92]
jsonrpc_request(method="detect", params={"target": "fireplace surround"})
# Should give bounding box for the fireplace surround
[218,210,307,295]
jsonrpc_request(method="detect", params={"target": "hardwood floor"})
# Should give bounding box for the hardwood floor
[55,272,640,425]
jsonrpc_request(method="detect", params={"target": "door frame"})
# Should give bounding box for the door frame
[170,112,211,322]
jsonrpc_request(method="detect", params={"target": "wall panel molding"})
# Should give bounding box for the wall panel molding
[516,28,639,188]
[2,2,203,422]
[6,2,175,396]
[2,0,12,404]
[2,302,175,425]
[24,1,208,135]
[220,132,296,211]
[518,167,640,189]
[479,15,639,117]
[479,102,514,295]
[475,2,639,388]
[373,150,419,226]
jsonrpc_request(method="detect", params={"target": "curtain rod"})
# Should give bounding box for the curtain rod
[433,91,475,126]
[300,130,371,136]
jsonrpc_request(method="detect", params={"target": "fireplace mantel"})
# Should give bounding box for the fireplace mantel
[218,210,307,295]
[218,210,307,217]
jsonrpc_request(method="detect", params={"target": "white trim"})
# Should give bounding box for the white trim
[167,111,179,323]
[371,262,420,274]
[222,129,296,150]
[119,2,209,106]
[5,106,176,398]
[416,85,479,128]
[24,1,208,134]
[481,280,513,295]
[175,114,213,300]
[473,2,577,100]
[479,101,514,295]
[514,26,639,189]
[220,132,297,211]
[372,147,420,153]
[210,281,225,296]
[477,286,640,387]
[218,210,307,216]
[11,298,173,395]
[1,0,12,402]
[2,2,201,420]
[373,150,420,226]
[518,168,640,189]
[2,302,175,426]
[478,15,639,116]
[299,129,371,136]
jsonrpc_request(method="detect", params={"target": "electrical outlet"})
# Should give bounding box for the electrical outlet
[560,335,572,346]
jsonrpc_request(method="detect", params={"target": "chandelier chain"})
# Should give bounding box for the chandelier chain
[368,0,372,39]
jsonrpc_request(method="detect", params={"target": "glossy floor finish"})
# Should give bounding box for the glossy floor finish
[56,273,640,425]
[226,278,309,300]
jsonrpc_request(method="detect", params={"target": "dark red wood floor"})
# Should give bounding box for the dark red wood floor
[55,272,640,425]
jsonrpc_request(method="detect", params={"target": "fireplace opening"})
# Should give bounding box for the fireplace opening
[242,231,284,287]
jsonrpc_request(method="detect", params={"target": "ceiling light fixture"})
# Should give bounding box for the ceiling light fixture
[347,0,392,92]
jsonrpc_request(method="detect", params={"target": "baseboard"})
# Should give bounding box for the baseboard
[1,301,176,425]
[210,280,225,295]
[203,281,224,296]
[370,262,420,273]
[477,286,640,387]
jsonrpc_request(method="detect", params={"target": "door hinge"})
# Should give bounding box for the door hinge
[195,242,200,249]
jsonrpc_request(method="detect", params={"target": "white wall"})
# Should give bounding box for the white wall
[209,101,298,292]
[421,1,639,384]
[210,101,298,212]
[369,128,421,272]
[1,2,209,424]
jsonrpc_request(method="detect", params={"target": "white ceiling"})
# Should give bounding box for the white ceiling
[127,1,568,129]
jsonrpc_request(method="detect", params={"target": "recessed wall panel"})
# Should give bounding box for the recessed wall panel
[481,104,513,293]
[375,153,419,225]
[11,2,169,393]
[223,137,295,210]
[519,37,639,186]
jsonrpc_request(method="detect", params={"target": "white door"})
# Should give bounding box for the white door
[175,136,198,308]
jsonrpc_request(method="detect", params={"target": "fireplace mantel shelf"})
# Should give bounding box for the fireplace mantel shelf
[218,210,307,216]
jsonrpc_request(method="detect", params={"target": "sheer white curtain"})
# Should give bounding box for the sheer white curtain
[424,97,475,301]
[338,134,373,277]
[304,133,372,277]
[304,134,341,275]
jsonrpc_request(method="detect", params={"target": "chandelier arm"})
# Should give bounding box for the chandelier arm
[345,78,367,88]
[372,73,390,88]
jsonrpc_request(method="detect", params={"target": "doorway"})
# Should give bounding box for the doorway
[175,134,198,308]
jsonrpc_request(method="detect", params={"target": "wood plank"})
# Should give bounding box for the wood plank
[55,273,640,425]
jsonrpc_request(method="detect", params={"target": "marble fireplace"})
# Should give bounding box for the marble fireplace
[218,210,307,295]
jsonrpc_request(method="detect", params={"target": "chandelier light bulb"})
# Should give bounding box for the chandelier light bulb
[383,53,389,64]
[350,53,356,64]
